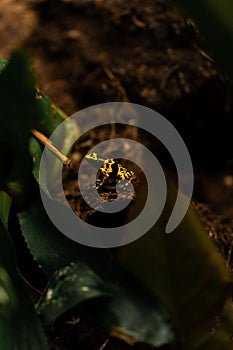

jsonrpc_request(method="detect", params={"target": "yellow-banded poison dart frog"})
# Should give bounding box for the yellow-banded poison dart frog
[85,152,134,190]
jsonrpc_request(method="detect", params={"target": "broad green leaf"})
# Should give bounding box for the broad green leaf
[17,197,113,279]
[0,53,78,199]
[86,269,175,346]
[0,195,48,350]
[36,261,175,346]
[118,184,233,350]
[0,52,39,184]
[18,198,174,346]
[176,0,233,78]
[29,90,79,196]
[36,262,111,326]
[0,52,41,210]
[35,90,68,137]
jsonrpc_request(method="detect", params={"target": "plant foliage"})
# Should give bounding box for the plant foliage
[0,51,232,349]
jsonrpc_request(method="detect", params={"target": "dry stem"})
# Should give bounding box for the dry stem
[31,128,72,168]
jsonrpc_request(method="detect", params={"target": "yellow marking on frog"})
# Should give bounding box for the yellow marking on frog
[86,152,98,161]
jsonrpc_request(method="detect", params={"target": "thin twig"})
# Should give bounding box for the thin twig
[31,128,72,168]
[98,339,109,350]
[19,271,42,296]
[194,44,214,63]
[226,247,232,273]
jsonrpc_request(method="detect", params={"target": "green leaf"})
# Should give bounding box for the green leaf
[36,262,111,326]
[0,51,39,184]
[0,58,7,73]
[29,90,79,195]
[0,191,12,230]
[17,197,113,279]
[0,53,78,200]
[29,136,43,187]
[35,90,68,137]
[176,0,233,78]
[18,198,174,346]
[0,52,41,211]
[6,175,38,212]
[0,196,48,349]
[86,269,175,346]
[36,260,175,346]
[118,185,233,349]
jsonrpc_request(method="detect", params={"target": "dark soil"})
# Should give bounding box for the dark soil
[1,0,233,349]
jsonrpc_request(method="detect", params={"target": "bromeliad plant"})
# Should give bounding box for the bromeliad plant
[0,52,232,350]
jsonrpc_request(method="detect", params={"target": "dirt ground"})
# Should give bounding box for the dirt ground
[1,0,233,349]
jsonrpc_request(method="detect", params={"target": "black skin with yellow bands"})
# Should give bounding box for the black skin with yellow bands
[85,152,134,190]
